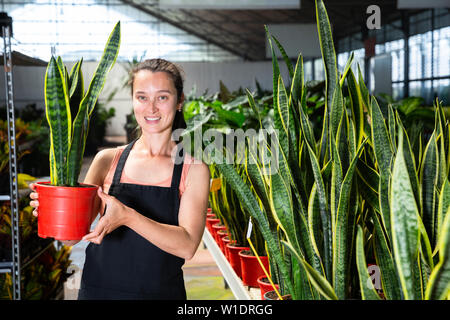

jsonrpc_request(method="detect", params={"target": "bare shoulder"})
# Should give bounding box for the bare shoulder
[84,147,120,184]
[185,156,210,186]
[92,147,118,167]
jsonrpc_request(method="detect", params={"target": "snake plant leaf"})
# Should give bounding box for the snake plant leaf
[282,240,338,300]
[339,52,354,88]
[316,0,337,166]
[329,86,345,145]
[371,97,394,241]
[274,75,290,160]
[298,98,316,153]
[44,56,71,186]
[420,131,439,246]
[388,104,397,153]
[358,64,370,113]
[308,185,325,268]
[68,59,84,124]
[391,129,420,300]
[347,69,365,147]
[67,21,121,186]
[333,138,366,299]
[306,141,332,280]
[397,116,421,211]
[271,35,294,79]
[265,25,280,120]
[373,212,403,300]
[213,147,295,296]
[437,179,450,253]
[245,89,262,129]
[356,225,382,300]
[425,206,450,299]
[290,53,304,114]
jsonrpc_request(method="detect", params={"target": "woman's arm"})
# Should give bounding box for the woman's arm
[83,161,211,260]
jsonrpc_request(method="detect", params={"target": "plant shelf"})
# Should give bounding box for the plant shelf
[201,228,261,300]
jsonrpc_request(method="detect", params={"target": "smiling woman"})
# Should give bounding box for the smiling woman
[29,58,211,300]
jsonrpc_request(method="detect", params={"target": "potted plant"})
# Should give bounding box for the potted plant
[35,22,121,241]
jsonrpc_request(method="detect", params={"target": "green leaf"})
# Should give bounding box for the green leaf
[44,56,71,185]
[282,240,338,300]
[373,212,403,300]
[425,206,450,299]
[420,131,439,245]
[356,225,382,300]
[66,21,121,186]
[391,130,420,300]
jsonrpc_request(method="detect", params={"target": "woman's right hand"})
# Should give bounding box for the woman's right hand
[29,182,39,217]
[28,182,79,246]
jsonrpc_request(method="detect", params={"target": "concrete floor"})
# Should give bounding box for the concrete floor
[63,136,233,300]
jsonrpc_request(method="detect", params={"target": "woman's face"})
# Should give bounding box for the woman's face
[132,70,180,135]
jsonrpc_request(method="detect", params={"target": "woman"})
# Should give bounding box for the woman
[29,58,210,300]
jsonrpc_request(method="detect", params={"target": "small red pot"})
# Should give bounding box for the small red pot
[239,250,269,287]
[212,223,227,243]
[36,181,98,240]
[257,276,279,300]
[206,217,220,233]
[216,230,228,254]
[222,236,234,260]
[226,244,249,278]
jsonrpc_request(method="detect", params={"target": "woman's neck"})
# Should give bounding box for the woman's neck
[136,132,176,158]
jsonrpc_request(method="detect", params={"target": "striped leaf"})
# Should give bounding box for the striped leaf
[425,206,450,299]
[44,56,71,186]
[214,149,295,297]
[391,130,420,300]
[373,212,403,300]
[347,69,365,147]
[282,240,338,300]
[67,21,121,186]
[333,139,366,299]
[420,131,439,245]
[356,225,382,300]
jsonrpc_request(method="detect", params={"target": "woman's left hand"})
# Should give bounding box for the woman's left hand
[82,187,130,244]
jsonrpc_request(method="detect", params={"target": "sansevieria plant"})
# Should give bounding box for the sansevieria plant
[212,0,450,300]
[36,22,121,241]
[45,21,121,186]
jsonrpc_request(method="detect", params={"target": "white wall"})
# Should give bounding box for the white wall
[1,60,288,136]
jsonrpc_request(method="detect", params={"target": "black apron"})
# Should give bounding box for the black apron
[78,140,186,300]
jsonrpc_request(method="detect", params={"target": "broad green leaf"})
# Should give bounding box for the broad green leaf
[391,130,420,300]
[44,56,71,186]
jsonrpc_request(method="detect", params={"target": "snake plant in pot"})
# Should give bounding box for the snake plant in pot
[36,22,121,241]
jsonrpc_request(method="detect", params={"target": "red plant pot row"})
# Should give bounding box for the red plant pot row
[206,209,277,299]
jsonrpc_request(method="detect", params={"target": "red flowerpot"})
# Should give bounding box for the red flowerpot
[212,223,227,243]
[206,217,220,233]
[257,276,279,300]
[217,230,228,255]
[239,250,269,287]
[222,236,234,260]
[36,181,98,240]
[226,244,249,278]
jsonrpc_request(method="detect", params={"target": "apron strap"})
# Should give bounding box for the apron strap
[111,139,138,187]
[171,144,185,189]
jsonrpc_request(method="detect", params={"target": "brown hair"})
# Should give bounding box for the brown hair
[129,58,187,132]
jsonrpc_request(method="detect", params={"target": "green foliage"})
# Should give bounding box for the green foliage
[44,22,120,186]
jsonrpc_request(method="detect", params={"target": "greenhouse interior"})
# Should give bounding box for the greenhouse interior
[0,0,449,304]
